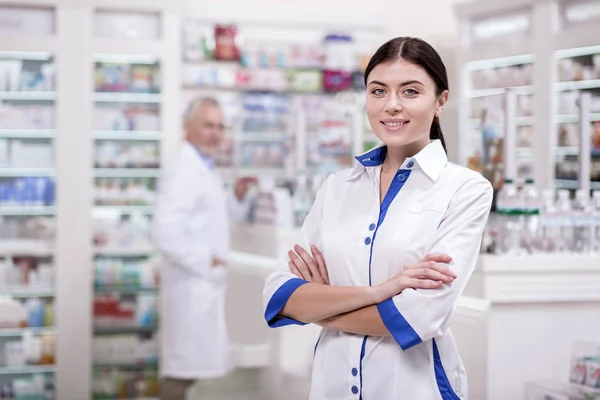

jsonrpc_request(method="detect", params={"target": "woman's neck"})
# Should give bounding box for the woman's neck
[382,140,428,172]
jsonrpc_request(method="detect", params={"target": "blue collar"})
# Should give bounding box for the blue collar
[195,147,215,170]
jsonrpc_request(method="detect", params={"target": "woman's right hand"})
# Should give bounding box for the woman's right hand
[374,253,456,303]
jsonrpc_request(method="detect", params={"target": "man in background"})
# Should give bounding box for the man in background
[152,97,254,400]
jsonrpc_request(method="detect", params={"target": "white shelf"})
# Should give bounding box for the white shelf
[93,168,161,178]
[93,205,153,215]
[0,327,55,337]
[555,113,600,124]
[94,130,161,141]
[466,85,533,98]
[94,92,161,104]
[0,91,56,101]
[0,365,55,375]
[0,168,55,177]
[469,116,534,127]
[0,129,56,139]
[240,133,288,142]
[555,79,600,91]
[0,287,54,298]
[94,246,155,257]
[464,54,535,71]
[554,147,600,157]
[0,206,55,216]
[0,240,53,257]
[555,179,600,190]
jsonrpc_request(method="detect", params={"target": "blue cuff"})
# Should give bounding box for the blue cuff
[264,278,309,328]
[377,298,422,350]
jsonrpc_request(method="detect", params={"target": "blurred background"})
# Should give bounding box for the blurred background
[0,0,599,399]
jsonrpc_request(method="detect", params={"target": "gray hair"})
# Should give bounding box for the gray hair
[183,96,221,123]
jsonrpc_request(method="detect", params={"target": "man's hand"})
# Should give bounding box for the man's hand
[234,177,258,201]
[211,257,227,268]
[287,244,330,285]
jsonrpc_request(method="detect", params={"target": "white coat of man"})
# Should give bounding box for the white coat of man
[151,97,254,400]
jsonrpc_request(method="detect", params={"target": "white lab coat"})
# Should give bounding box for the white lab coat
[152,141,248,379]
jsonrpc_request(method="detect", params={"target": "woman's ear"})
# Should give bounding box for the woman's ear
[435,90,449,117]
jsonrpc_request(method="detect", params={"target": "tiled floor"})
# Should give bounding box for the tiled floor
[188,367,310,400]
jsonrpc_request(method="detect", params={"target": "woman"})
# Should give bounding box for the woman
[263,37,493,400]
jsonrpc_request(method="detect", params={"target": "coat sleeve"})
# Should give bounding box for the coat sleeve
[376,176,493,350]
[151,165,215,280]
[262,176,330,328]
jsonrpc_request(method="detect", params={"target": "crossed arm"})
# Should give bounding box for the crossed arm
[265,178,493,344]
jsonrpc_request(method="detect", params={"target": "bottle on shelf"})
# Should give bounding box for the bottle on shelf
[292,174,311,228]
[496,179,525,254]
[539,189,560,253]
[521,178,540,254]
[592,191,600,253]
[572,189,593,253]
[556,189,574,253]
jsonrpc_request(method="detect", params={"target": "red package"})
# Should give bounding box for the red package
[214,25,240,61]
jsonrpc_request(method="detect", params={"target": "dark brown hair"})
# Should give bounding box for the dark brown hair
[364,37,448,153]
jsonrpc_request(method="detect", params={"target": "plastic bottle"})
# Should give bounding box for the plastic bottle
[572,189,593,253]
[539,189,558,253]
[521,178,540,253]
[556,190,574,252]
[292,175,311,228]
[496,179,523,254]
[592,191,600,253]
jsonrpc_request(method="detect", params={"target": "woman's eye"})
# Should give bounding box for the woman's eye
[371,88,386,96]
[404,88,419,96]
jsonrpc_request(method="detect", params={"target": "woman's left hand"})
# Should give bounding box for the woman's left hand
[288,244,330,285]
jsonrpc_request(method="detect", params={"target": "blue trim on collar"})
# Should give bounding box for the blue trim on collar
[354,146,387,167]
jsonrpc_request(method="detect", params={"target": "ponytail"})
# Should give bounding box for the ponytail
[429,116,447,153]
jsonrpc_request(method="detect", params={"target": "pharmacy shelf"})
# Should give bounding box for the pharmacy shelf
[464,54,535,71]
[94,286,158,295]
[94,130,161,141]
[93,205,153,215]
[0,365,55,375]
[555,79,600,91]
[94,92,161,104]
[469,116,534,127]
[0,129,56,139]
[92,360,158,369]
[466,85,534,99]
[94,325,158,334]
[0,206,55,216]
[555,113,600,124]
[0,91,56,101]
[93,246,155,258]
[0,327,55,337]
[554,179,600,190]
[554,147,600,157]
[239,132,289,142]
[93,168,161,178]
[1,287,54,299]
[0,240,53,257]
[0,168,55,177]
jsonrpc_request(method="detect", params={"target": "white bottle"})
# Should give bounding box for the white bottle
[572,189,593,253]
[539,189,559,253]
[556,190,574,252]
[592,191,600,253]
[292,174,311,228]
[496,179,523,254]
[521,178,540,253]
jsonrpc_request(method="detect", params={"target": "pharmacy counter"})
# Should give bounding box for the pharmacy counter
[456,254,600,400]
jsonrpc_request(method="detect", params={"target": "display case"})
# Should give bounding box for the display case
[0,46,57,399]
[180,19,382,185]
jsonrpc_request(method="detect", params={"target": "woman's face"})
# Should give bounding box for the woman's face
[365,58,448,150]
